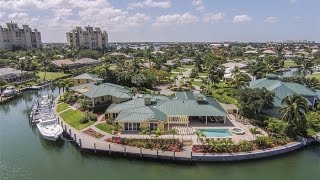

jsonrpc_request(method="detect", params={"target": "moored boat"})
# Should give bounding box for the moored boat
[36,115,63,141]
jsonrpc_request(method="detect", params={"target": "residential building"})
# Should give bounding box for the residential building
[72,73,103,86]
[106,92,228,131]
[70,82,133,109]
[0,67,33,83]
[66,26,108,50]
[51,58,101,70]
[249,75,317,116]
[0,22,42,49]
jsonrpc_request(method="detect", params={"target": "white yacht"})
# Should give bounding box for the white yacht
[2,86,19,97]
[36,115,63,141]
[40,95,52,106]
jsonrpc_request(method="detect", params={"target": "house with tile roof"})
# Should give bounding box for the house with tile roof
[72,73,103,85]
[106,92,228,131]
[70,82,133,109]
[249,75,317,116]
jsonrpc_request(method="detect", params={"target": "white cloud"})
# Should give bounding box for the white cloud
[203,12,225,23]
[53,8,73,18]
[8,12,29,19]
[128,0,171,10]
[264,17,278,23]
[192,0,205,11]
[153,13,198,26]
[192,0,202,6]
[0,12,5,19]
[232,15,252,23]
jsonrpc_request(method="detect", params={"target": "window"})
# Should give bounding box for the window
[87,80,89,83]
[112,113,118,119]
[101,97,104,101]
[150,123,158,131]
[78,80,80,83]
[124,123,140,131]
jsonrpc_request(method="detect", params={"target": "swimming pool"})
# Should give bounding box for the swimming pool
[201,129,232,138]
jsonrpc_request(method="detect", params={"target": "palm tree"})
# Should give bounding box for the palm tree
[280,94,309,125]
[232,72,251,89]
[304,77,320,89]
[195,129,206,143]
[249,127,261,140]
[300,60,313,76]
[152,128,164,138]
[58,79,66,94]
[171,129,178,139]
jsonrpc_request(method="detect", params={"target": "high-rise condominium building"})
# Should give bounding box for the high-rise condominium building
[66,26,108,50]
[0,22,42,49]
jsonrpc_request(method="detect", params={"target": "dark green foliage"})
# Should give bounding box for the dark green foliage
[238,88,275,120]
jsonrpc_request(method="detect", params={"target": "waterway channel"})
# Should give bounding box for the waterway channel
[0,88,319,180]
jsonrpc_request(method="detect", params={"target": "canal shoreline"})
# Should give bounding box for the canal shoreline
[53,96,316,163]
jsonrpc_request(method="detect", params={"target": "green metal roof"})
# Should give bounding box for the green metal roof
[70,82,133,99]
[106,98,145,113]
[156,98,228,117]
[72,73,103,81]
[175,92,196,100]
[110,92,228,123]
[115,106,167,122]
[250,78,316,107]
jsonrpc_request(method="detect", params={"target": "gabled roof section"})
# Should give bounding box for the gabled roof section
[175,91,195,100]
[72,73,103,81]
[70,82,133,99]
[250,78,316,107]
[115,106,167,122]
[106,98,145,113]
[156,98,228,117]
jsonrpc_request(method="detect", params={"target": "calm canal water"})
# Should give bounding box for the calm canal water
[0,88,319,180]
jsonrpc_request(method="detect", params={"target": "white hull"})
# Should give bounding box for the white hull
[37,123,63,141]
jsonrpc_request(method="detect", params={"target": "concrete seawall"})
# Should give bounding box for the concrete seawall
[192,141,306,162]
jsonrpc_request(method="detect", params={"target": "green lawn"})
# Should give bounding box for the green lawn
[95,123,114,134]
[284,61,298,68]
[181,65,194,69]
[212,83,239,106]
[37,72,71,81]
[170,73,178,79]
[57,103,70,113]
[171,68,186,73]
[308,73,320,80]
[198,72,208,77]
[192,80,205,87]
[60,109,94,130]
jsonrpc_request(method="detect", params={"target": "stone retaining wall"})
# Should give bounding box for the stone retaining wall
[192,141,306,162]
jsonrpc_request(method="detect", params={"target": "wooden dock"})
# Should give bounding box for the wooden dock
[0,94,20,104]
[56,116,193,162]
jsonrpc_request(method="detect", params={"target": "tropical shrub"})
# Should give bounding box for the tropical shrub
[255,136,274,149]
[106,138,183,152]
[306,111,320,132]
[266,118,288,135]
[238,140,255,152]
[79,111,96,124]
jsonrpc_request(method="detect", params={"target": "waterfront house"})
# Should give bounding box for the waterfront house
[70,82,133,109]
[249,75,317,116]
[74,58,101,66]
[51,59,78,70]
[0,67,33,83]
[72,73,103,86]
[52,58,101,70]
[106,92,228,131]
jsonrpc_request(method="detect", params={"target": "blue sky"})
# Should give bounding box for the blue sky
[0,0,318,42]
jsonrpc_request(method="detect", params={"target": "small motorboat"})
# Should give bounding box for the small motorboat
[2,86,19,97]
[36,115,63,141]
